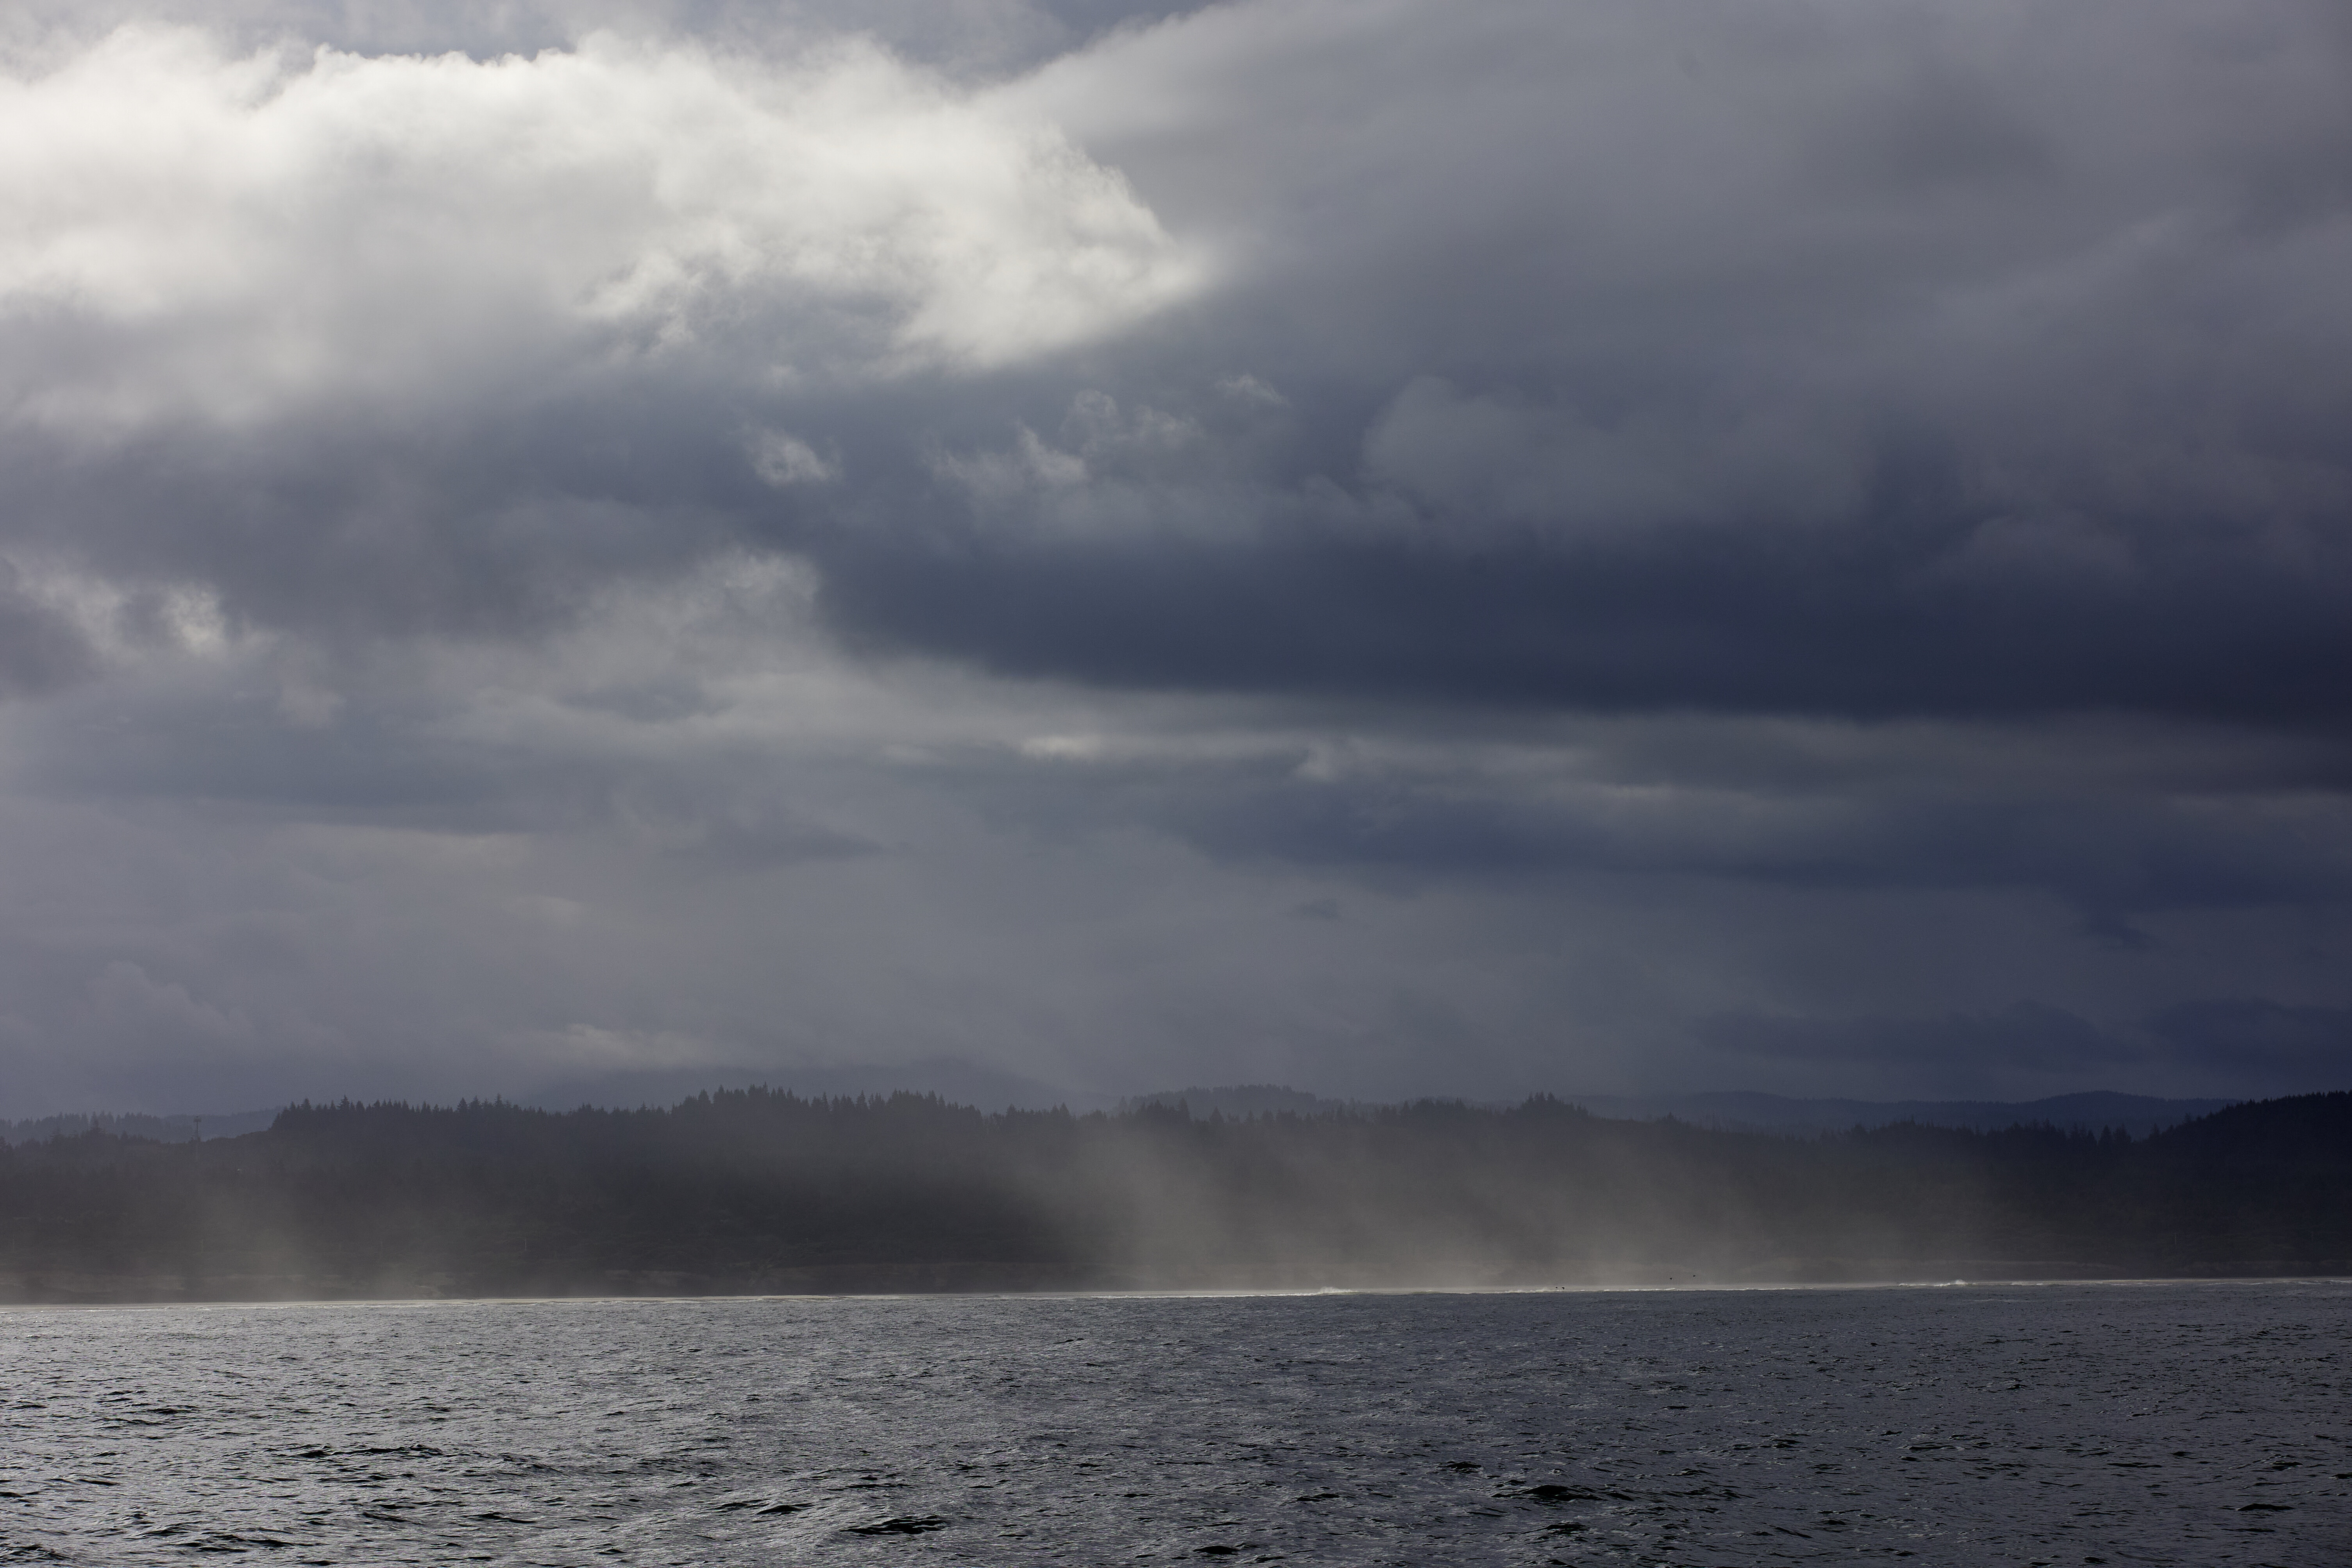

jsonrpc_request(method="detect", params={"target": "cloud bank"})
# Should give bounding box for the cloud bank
[0,0,2347,1114]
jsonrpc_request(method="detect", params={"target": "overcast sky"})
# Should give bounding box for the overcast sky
[0,0,2348,1115]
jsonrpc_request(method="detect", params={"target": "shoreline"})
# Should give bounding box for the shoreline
[6,1261,2347,1308]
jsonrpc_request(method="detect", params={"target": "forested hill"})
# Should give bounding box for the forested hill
[1,1089,2346,1303]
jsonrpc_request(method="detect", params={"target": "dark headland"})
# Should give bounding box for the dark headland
[2,1091,2346,1303]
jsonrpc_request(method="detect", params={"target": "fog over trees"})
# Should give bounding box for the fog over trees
[3,1091,2346,1302]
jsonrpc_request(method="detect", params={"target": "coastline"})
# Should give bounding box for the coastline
[7,1258,2347,1306]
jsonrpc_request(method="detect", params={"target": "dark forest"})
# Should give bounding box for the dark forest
[2,1091,2347,1302]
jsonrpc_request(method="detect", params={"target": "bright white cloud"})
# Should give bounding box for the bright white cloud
[0,25,1202,429]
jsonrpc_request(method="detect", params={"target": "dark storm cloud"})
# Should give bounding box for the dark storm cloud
[1191,770,2352,917]
[958,722,2352,937]
[789,0,2352,728]
[9,1,2351,730]
[0,0,2348,1112]
[809,516,2352,725]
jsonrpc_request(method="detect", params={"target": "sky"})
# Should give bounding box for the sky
[0,0,2349,1116]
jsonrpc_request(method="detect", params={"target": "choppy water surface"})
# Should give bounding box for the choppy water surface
[3,1283,2348,1565]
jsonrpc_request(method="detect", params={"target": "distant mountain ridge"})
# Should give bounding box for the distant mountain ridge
[0,1088,2250,1147]
[1122,1086,2236,1138]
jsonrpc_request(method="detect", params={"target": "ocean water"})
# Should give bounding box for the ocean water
[2,1282,2347,1566]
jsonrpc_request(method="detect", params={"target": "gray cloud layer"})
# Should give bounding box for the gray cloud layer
[0,0,2347,1114]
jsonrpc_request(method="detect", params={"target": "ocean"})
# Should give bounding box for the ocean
[4,1282,2346,1564]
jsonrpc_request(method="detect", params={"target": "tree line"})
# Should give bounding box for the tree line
[0,1088,2345,1301]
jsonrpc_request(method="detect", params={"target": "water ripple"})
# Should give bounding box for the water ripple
[1,1283,2347,1564]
